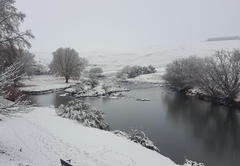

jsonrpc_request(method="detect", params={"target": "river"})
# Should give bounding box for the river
[29,82,240,166]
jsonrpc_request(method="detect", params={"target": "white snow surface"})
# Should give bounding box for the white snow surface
[34,41,240,83]
[79,41,240,73]
[19,75,78,92]
[0,108,178,166]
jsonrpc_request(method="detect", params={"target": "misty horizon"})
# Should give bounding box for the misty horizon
[16,0,240,52]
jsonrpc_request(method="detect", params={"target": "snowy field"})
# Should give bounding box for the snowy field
[19,75,79,92]
[35,40,240,73]
[34,40,240,83]
[0,108,178,166]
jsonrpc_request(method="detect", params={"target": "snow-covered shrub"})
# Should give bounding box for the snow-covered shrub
[56,100,110,131]
[116,65,156,79]
[102,84,110,94]
[112,130,129,138]
[128,128,160,153]
[112,129,160,153]
[183,159,204,166]
[84,67,104,87]
[80,78,98,89]
[116,66,129,78]
[81,69,100,88]
[89,67,103,75]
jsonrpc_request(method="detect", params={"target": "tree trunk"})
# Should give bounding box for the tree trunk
[65,76,69,83]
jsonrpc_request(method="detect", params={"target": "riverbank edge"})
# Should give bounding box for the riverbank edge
[166,84,240,108]
[21,85,75,95]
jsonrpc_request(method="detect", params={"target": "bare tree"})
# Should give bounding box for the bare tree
[197,49,240,100]
[0,0,34,74]
[163,49,240,102]
[163,56,203,90]
[0,0,34,49]
[0,63,30,117]
[0,0,33,117]
[17,49,36,76]
[0,41,18,71]
[49,47,87,83]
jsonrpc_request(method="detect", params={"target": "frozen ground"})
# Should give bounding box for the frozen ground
[19,75,79,92]
[0,107,178,166]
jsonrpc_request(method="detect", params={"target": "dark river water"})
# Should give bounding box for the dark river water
[29,82,240,166]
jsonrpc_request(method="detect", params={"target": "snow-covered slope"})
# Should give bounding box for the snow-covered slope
[0,108,178,166]
[34,40,240,75]
[87,41,240,73]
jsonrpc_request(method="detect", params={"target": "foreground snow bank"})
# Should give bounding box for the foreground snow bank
[0,107,179,166]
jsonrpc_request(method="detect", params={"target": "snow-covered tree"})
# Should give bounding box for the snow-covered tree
[0,63,30,117]
[163,49,240,102]
[49,47,88,83]
[16,49,36,77]
[0,0,35,81]
[163,56,203,91]
[0,0,34,49]
[0,0,33,117]
[197,49,240,100]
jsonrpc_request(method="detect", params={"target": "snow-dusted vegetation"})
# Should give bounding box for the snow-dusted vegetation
[49,47,88,83]
[113,129,160,153]
[68,76,129,97]
[116,65,156,79]
[2,0,240,165]
[163,49,240,105]
[183,159,204,166]
[0,107,179,166]
[56,99,110,131]
[0,63,31,117]
[55,99,160,153]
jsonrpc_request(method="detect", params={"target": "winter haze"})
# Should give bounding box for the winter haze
[16,0,240,52]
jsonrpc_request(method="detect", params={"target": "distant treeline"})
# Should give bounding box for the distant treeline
[205,36,240,42]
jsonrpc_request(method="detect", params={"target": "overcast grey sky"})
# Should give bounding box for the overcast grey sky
[16,0,240,52]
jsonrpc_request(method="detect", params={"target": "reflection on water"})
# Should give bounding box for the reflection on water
[29,85,240,166]
[163,92,240,166]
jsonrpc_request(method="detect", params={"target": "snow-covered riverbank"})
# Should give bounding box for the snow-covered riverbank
[18,75,78,94]
[0,107,180,166]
